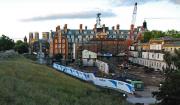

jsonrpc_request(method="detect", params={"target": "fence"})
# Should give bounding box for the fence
[53,63,135,94]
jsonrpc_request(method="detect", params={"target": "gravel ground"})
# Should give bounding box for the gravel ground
[125,65,164,86]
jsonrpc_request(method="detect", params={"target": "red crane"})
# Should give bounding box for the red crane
[127,2,137,46]
[124,2,138,67]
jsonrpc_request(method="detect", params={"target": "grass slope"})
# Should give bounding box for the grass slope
[0,57,127,105]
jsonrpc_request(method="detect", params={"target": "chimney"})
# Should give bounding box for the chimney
[64,24,67,33]
[143,20,147,29]
[85,26,87,30]
[116,24,120,33]
[56,25,60,31]
[79,24,83,33]
[94,24,97,32]
[103,24,105,32]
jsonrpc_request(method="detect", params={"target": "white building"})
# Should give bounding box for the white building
[96,60,109,74]
[82,50,97,66]
[129,39,167,71]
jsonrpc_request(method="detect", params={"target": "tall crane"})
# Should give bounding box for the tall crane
[124,2,138,68]
[128,2,137,46]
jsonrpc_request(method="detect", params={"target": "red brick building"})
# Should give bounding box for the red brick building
[49,26,68,59]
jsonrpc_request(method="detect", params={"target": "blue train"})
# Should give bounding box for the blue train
[53,63,135,94]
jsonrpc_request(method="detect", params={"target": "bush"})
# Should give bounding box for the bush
[14,40,28,54]
[23,54,37,61]
[0,50,19,60]
[0,35,15,51]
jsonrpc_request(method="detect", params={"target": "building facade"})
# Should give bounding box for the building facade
[49,24,134,60]
[82,50,97,66]
[49,26,68,59]
[129,37,180,71]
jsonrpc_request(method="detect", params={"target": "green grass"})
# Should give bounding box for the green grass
[0,57,128,105]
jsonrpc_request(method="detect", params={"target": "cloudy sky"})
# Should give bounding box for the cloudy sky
[0,0,180,40]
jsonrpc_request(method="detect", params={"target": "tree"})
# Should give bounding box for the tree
[166,30,180,38]
[143,31,153,43]
[16,40,23,45]
[14,40,29,54]
[142,30,166,43]
[153,49,180,105]
[0,35,15,51]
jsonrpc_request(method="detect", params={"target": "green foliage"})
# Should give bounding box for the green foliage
[173,49,180,69]
[0,57,126,105]
[14,40,29,54]
[142,30,180,42]
[153,50,180,105]
[166,30,180,38]
[23,53,37,61]
[0,35,15,51]
[143,31,153,43]
[153,71,180,105]
[16,40,23,45]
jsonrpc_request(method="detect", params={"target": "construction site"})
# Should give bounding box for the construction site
[28,2,162,85]
[27,2,169,105]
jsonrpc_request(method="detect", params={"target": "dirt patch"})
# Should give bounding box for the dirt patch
[125,65,164,86]
[69,62,164,87]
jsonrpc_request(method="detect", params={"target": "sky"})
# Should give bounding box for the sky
[0,0,180,40]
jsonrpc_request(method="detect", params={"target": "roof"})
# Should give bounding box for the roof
[90,38,126,41]
[50,29,130,36]
[164,42,180,47]
[156,36,180,41]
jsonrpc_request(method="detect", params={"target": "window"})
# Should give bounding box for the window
[89,55,91,59]
[84,31,87,34]
[75,38,78,43]
[76,31,79,34]
[113,35,116,38]
[90,35,93,39]
[62,44,65,48]
[62,50,65,54]
[71,35,74,38]
[78,35,82,39]
[59,49,62,53]
[68,31,72,34]
[58,44,61,48]
[55,39,58,43]
[68,39,72,42]
[62,39,65,43]
[55,45,57,48]
[152,54,154,59]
